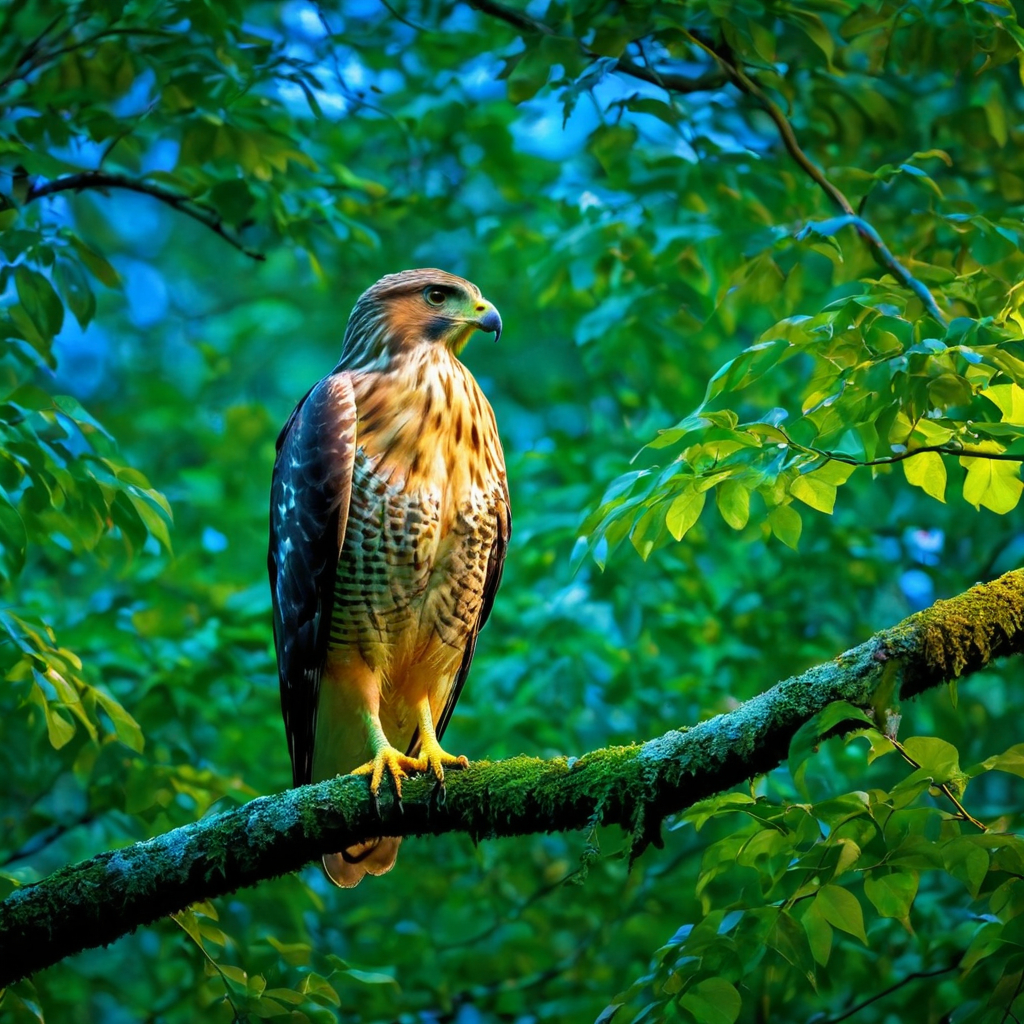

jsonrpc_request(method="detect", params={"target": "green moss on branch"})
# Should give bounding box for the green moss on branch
[3,569,1023,989]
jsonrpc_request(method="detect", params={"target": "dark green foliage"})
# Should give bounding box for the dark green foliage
[3,0,1024,1021]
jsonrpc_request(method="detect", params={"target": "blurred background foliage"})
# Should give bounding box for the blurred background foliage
[2,0,1024,1021]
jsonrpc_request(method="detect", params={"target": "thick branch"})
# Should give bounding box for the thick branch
[23,172,265,261]
[2,570,1024,987]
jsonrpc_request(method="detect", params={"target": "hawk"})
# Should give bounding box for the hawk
[268,269,510,887]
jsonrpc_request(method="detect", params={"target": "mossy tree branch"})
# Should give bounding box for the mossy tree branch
[3,570,1024,989]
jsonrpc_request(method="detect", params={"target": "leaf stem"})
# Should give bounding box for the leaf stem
[889,737,987,832]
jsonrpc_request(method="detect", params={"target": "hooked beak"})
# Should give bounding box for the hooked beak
[472,302,502,343]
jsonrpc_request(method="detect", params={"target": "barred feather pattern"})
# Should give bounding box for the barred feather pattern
[328,345,506,697]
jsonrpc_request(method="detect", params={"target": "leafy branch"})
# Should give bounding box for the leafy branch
[2,568,1023,989]
[0,13,175,91]
[466,0,727,95]
[23,171,266,261]
[675,32,948,326]
[779,433,1024,467]
[467,0,947,325]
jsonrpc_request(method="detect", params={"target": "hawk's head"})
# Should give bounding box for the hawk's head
[340,268,501,369]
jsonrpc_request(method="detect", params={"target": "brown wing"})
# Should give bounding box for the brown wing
[268,373,356,787]
[433,488,511,745]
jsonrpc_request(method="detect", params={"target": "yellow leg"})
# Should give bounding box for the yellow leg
[351,718,421,798]
[411,697,468,784]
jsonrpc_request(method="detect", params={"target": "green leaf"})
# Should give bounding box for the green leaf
[814,885,867,944]
[977,743,1024,778]
[71,238,122,288]
[30,681,77,749]
[768,504,802,549]
[679,979,741,1024]
[716,480,749,530]
[943,837,989,898]
[342,967,398,986]
[15,267,64,341]
[93,688,145,752]
[300,972,340,1006]
[960,453,1022,514]
[789,11,835,67]
[788,702,873,796]
[54,258,96,330]
[901,736,960,782]
[983,383,1024,421]
[863,871,918,919]
[802,901,833,966]
[790,474,837,514]
[902,451,947,502]
[666,487,706,541]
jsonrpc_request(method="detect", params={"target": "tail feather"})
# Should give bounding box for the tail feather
[322,837,402,888]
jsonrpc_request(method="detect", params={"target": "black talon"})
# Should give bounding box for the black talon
[430,776,448,807]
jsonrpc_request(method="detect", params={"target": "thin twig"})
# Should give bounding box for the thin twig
[468,0,725,94]
[889,737,987,831]
[681,31,947,326]
[0,814,96,869]
[0,27,173,89]
[0,10,65,84]
[819,959,961,1024]
[777,430,1024,467]
[470,0,947,323]
[377,0,430,32]
[171,913,245,1021]
[1003,971,1024,1024]
[23,171,265,261]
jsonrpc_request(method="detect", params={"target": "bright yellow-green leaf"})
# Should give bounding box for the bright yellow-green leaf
[902,451,947,502]
[814,461,855,486]
[666,487,706,540]
[717,480,750,530]
[978,743,1024,778]
[769,504,802,549]
[961,452,1023,513]
[791,474,837,514]
[30,682,77,749]
[983,383,1024,421]
[902,735,960,781]
[815,884,868,944]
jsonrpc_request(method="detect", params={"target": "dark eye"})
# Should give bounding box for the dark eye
[424,287,447,306]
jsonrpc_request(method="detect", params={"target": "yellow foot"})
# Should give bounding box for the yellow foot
[412,736,469,786]
[352,746,422,799]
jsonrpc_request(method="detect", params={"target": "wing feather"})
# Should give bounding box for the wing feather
[269,373,356,787]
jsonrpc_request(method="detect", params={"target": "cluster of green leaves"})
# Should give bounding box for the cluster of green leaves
[563,0,1024,565]
[2,0,1024,1022]
[607,703,1024,1023]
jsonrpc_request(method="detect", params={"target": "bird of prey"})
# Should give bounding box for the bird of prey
[268,269,510,887]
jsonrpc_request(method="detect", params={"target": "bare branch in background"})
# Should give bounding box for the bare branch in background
[23,171,266,261]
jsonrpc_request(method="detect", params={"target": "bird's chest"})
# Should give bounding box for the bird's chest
[327,436,500,662]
